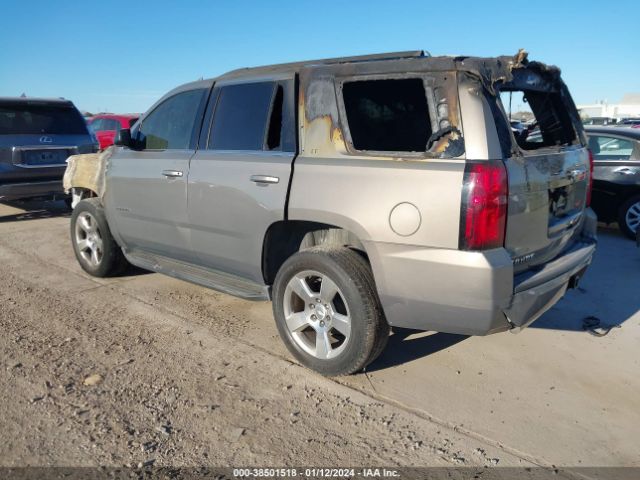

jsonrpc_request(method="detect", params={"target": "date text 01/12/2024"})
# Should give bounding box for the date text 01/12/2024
[232,468,400,478]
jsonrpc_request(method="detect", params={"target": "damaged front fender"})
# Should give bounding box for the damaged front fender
[63,147,114,198]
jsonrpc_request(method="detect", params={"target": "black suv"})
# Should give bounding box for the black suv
[0,97,97,202]
[586,126,640,239]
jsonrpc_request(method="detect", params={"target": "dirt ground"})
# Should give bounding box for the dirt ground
[0,200,638,476]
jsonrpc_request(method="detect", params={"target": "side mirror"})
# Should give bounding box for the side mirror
[114,128,132,147]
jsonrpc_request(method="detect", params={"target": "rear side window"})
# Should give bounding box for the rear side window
[341,78,432,152]
[209,82,274,151]
[138,89,206,150]
[0,103,88,135]
[90,118,120,132]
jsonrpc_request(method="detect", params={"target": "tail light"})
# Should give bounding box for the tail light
[586,149,594,207]
[459,161,508,250]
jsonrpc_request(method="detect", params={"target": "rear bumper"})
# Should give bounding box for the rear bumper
[504,239,595,330]
[366,211,597,336]
[0,180,66,201]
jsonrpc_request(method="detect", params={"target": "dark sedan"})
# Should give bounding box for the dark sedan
[585,126,640,239]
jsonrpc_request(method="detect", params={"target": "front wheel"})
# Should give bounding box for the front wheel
[70,198,128,277]
[272,247,389,376]
[618,195,640,240]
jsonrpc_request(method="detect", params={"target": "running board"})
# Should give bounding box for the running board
[123,249,270,301]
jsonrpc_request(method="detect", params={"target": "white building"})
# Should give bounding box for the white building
[578,93,640,119]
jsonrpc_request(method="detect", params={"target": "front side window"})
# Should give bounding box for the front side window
[208,82,275,151]
[341,78,432,152]
[588,135,635,160]
[138,89,206,150]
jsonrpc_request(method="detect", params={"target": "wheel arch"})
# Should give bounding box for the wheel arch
[70,187,99,209]
[262,220,367,286]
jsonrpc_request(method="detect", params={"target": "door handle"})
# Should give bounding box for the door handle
[162,170,183,178]
[250,175,279,184]
[614,167,636,175]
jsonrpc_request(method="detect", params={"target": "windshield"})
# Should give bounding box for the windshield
[0,103,88,135]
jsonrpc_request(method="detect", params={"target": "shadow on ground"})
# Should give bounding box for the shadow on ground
[0,199,71,223]
[366,329,468,372]
[531,227,640,333]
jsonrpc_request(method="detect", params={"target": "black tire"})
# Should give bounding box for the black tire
[272,246,389,376]
[617,195,640,240]
[349,249,390,367]
[70,198,128,277]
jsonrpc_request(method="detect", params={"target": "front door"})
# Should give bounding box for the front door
[105,86,209,262]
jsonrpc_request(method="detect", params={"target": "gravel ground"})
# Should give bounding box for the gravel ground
[0,200,525,470]
[1,199,638,480]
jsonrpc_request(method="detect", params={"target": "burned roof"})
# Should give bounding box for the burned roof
[217,50,428,81]
[212,49,559,90]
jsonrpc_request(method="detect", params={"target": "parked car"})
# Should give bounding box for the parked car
[585,126,640,239]
[0,97,97,202]
[65,50,596,375]
[619,118,640,128]
[509,120,527,135]
[582,117,617,126]
[87,114,139,150]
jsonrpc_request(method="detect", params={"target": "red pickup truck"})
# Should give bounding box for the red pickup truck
[87,114,139,150]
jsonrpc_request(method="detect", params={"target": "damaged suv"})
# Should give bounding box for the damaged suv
[65,50,596,375]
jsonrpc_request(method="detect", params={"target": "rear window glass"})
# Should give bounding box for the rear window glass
[0,103,88,135]
[89,118,120,133]
[342,78,432,152]
[499,89,578,151]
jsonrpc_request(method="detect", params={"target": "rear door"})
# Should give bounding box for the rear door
[587,131,640,221]
[105,86,209,262]
[494,70,590,272]
[187,76,296,283]
[589,132,640,179]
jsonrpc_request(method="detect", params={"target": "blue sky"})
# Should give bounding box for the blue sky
[1,0,638,114]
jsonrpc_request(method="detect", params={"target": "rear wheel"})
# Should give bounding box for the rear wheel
[70,198,127,277]
[618,195,640,240]
[272,247,389,376]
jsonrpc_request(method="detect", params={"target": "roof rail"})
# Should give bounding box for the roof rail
[219,50,430,80]
[317,50,426,66]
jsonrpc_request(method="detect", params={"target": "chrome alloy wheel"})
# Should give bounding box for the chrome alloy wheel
[625,200,640,234]
[283,270,351,360]
[74,212,104,267]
